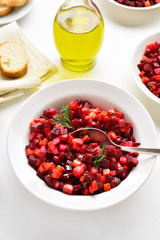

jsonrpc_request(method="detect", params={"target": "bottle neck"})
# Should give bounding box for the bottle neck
[61,0,102,18]
[63,0,93,8]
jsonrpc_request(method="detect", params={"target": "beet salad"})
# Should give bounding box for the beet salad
[138,39,160,99]
[25,100,140,195]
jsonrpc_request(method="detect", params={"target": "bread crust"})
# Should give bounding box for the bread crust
[0,4,12,16]
[0,60,27,78]
[0,41,28,79]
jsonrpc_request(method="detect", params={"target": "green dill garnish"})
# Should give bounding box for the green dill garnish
[53,104,74,129]
[93,143,107,169]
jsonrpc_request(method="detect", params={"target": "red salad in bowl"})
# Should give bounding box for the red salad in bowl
[114,0,160,7]
[25,100,140,196]
[137,39,160,99]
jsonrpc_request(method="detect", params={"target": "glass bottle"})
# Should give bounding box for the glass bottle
[53,0,104,72]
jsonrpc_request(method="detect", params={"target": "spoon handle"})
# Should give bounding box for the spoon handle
[119,146,160,156]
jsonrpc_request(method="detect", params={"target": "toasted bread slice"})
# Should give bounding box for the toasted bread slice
[0,4,12,16]
[0,42,28,79]
[0,0,28,6]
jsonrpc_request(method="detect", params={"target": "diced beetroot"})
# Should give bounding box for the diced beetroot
[43,108,56,118]
[110,170,117,176]
[53,155,60,164]
[59,143,67,152]
[31,122,43,133]
[46,131,54,141]
[27,142,36,150]
[100,175,106,184]
[52,127,60,137]
[47,144,59,155]
[119,156,127,165]
[28,155,37,169]
[58,151,66,161]
[73,184,82,192]
[29,132,36,141]
[73,164,86,178]
[154,68,160,75]
[81,189,90,195]
[52,179,60,189]
[69,101,79,110]
[53,137,60,145]
[63,184,73,195]
[80,145,87,153]
[110,177,121,188]
[60,134,68,141]
[44,175,54,188]
[61,173,71,182]
[126,155,138,167]
[105,175,113,183]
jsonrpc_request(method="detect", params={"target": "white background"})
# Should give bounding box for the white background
[1,0,160,239]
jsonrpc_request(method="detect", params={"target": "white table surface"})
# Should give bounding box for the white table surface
[1,0,160,239]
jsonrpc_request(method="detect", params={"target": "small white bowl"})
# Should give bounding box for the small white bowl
[132,32,160,105]
[7,79,157,211]
[106,0,160,25]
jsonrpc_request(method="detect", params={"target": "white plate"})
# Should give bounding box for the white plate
[7,79,157,211]
[132,32,160,105]
[0,0,34,25]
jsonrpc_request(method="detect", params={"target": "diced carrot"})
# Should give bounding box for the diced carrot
[56,165,64,173]
[39,138,48,146]
[52,169,62,179]
[139,71,145,78]
[89,181,98,194]
[26,148,34,156]
[104,183,111,192]
[108,131,117,140]
[141,76,150,84]
[63,184,73,195]
[83,135,90,143]
[72,159,82,167]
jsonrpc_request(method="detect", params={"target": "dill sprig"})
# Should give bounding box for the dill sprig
[53,104,74,129]
[93,143,107,169]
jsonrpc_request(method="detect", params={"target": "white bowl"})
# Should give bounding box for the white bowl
[106,0,160,26]
[7,79,157,211]
[132,32,160,105]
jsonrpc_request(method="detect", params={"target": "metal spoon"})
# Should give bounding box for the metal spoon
[71,127,160,156]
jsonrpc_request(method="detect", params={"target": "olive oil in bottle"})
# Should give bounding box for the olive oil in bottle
[53,0,104,72]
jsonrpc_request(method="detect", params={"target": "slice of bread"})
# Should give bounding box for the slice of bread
[0,4,12,16]
[0,42,28,79]
[0,0,28,6]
